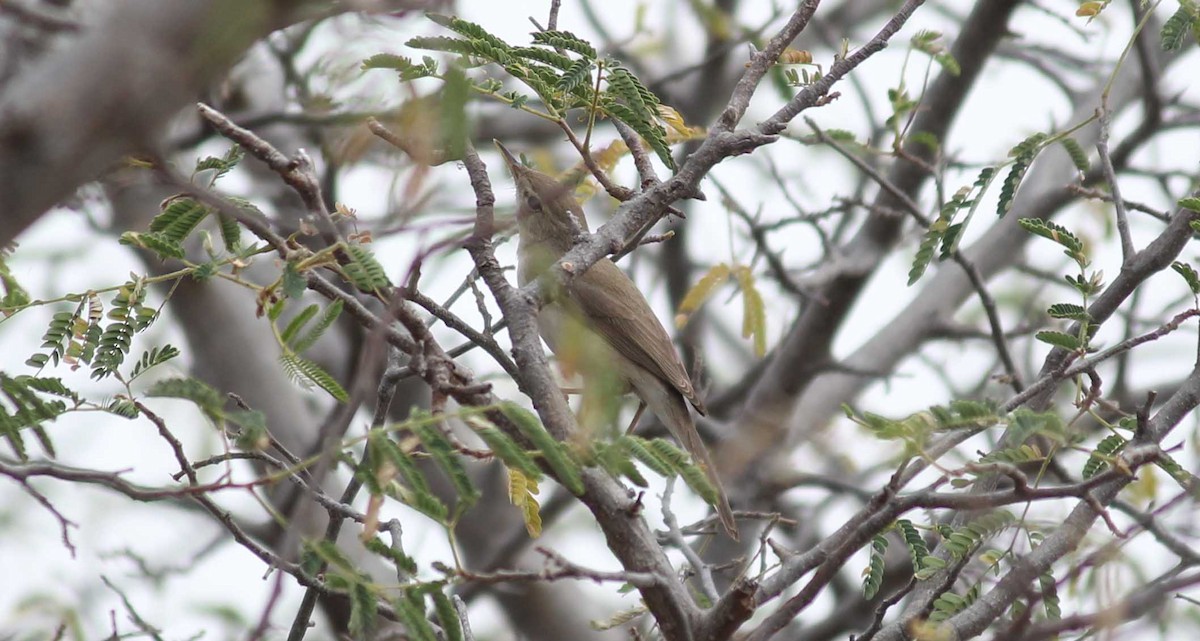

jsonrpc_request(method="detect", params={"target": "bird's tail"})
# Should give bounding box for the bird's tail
[658,390,739,541]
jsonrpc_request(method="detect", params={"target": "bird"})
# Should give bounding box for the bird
[495,140,738,540]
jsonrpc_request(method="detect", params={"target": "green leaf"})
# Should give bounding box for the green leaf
[556,58,594,93]
[0,261,31,313]
[292,300,343,354]
[282,261,307,299]
[120,232,184,260]
[896,519,929,570]
[981,443,1044,465]
[364,431,448,522]
[412,417,480,511]
[602,100,673,170]
[1173,262,1200,295]
[342,244,392,292]
[1039,570,1061,620]
[405,36,481,57]
[363,53,440,81]
[281,304,321,347]
[598,439,649,488]
[1179,196,1200,212]
[1046,303,1089,321]
[394,589,439,641]
[363,536,418,575]
[1060,137,1089,173]
[862,534,888,600]
[499,402,584,495]
[466,415,543,479]
[430,588,464,641]
[909,220,946,285]
[279,354,349,402]
[427,13,510,51]
[531,30,597,59]
[147,377,224,423]
[1017,218,1086,264]
[130,344,181,379]
[997,134,1048,217]
[440,66,472,162]
[0,374,68,458]
[914,554,946,580]
[194,144,243,182]
[1034,330,1082,351]
[621,435,675,476]
[1161,5,1196,51]
[348,582,377,639]
[361,53,407,69]
[150,197,210,244]
[678,460,719,506]
[509,46,574,70]
[216,214,242,252]
[998,155,1032,217]
[91,319,136,380]
[1083,433,1126,479]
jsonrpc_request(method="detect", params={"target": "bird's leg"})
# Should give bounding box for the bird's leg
[624,401,648,435]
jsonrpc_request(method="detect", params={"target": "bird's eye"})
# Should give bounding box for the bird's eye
[526,195,542,211]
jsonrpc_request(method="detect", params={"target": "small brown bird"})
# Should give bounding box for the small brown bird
[496,141,738,540]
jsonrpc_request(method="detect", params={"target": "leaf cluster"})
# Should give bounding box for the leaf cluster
[387,14,678,169]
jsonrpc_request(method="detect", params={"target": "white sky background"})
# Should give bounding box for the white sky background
[2,1,1200,639]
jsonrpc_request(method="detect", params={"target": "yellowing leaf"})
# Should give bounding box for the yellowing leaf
[1076,1,1104,18]
[508,468,543,537]
[1128,465,1157,506]
[734,265,767,357]
[777,48,813,64]
[676,263,731,327]
[592,139,628,172]
[656,104,691,136]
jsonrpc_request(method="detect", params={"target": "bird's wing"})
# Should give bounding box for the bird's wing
[571,258,707,414]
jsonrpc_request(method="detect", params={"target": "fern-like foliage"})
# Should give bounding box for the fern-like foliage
[279,353,349,402]
[1018,218,1087,266]
[1083,433,1126,479]
[908,166,995,285]
[929,581,981,623]
[129,345,180,380]
[193,144,244,183]
[147,376,224,422]
[341,244,392,293]
[91,280,156,380]
[914,511,1015,581]
[465,413,544,479]
[283,300,344,354]
[862,533,888,600]
[896,519,930,571]
[0,374,71,460]
[0,255,32,314]
[410,412,481,513]
[596,437,649,488]
[361,430,449,522]
[1161,2,1200,50]
[1060,137,1089,173]
[500,402,585,495]
[997,133,1048,217]
[843,400,1004,455]
[1172,261,1200,296]
[120,196,217,260]
[363,535,418,576]
[396,14,678,171]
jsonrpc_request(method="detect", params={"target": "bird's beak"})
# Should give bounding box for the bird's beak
[493,139,523,175]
